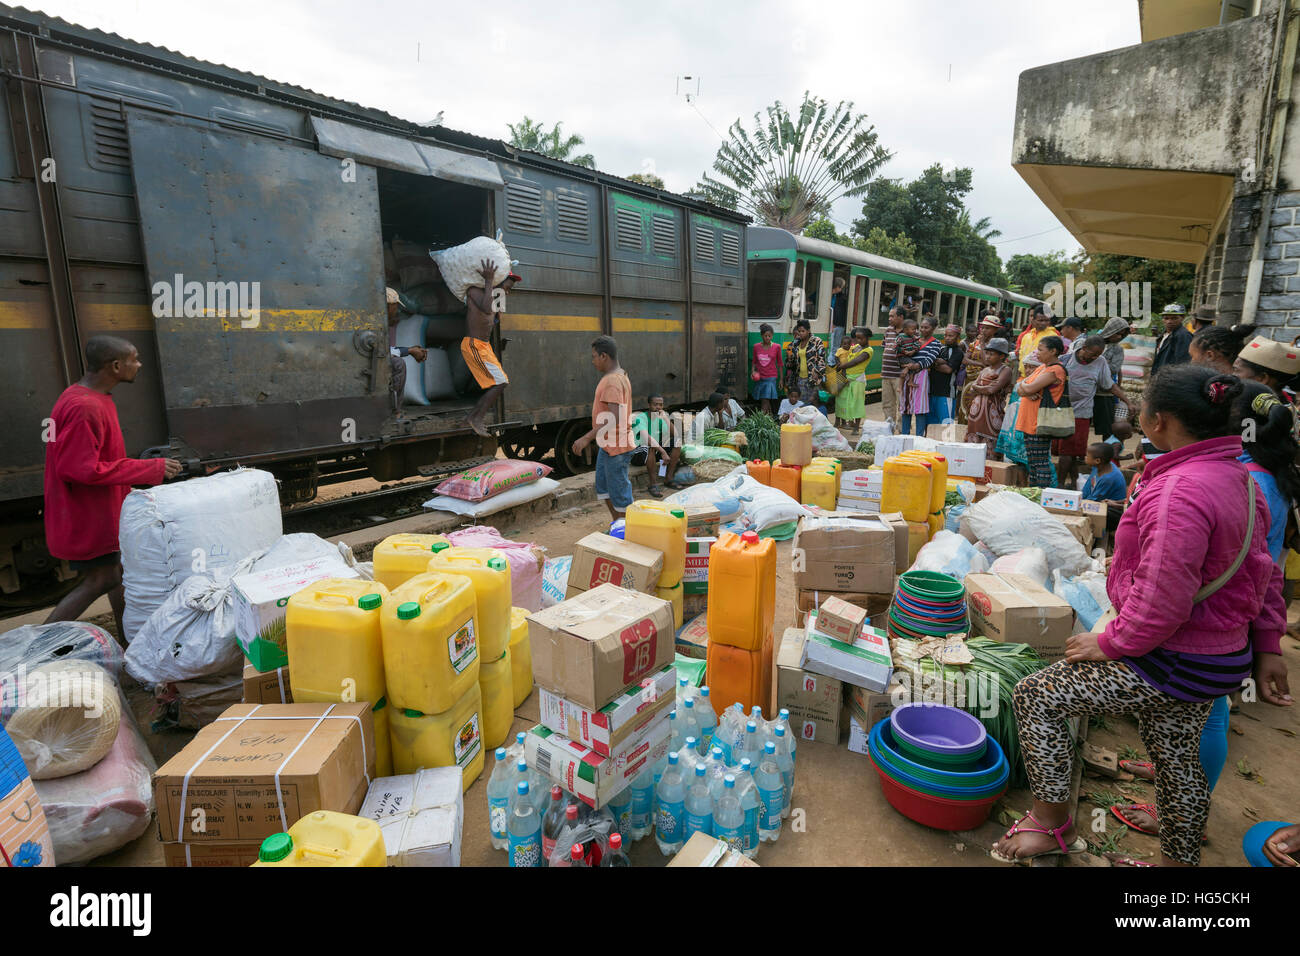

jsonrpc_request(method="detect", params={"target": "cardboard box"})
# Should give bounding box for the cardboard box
[876,512,918,570]
[565,533,663,598]
[162,841,262,867]
[528,583,676,711]
[813,595,868,644]
[933,441,987,479]
[840,469,883,495]
[242,663,292,705]
[846,715,870,756]
[983,461,1026,487]
[538,664,675,756]
[682,504,721,539]
[926,423,967,442]
[1078,499,1109,540]
[682,591,708,621]
[233,559,358,671]
[676,612,709,659]
[154,702,375,844]
[963,572,1075,663]
[835,495,881,514]
[667,831,760,867]
[1041,488,1082,512]
[776,628,843,743]
[795,588,892,617]
[359,767,463,867]
[1053,513,1095,550]
[874,434,936,461]
[683,537,714,596]
[971,482,992,502]
[802,610,893,692]
[847,679,909,732]
[793,514,898,593]
[524,713,670,809]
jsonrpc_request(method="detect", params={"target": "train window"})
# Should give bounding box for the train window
[719,230,741,268]
[694,228,716,263]
[802,261,822,322]
[652,214,677,259]
[852,276,868,327]
[556,193,591,244]
[615,205,643,251]
[505,181,543,235]
[747,260,787,319]
[938,292,951,321]
[879,281,899,326]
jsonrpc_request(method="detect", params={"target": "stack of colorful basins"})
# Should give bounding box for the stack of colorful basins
[867,703,1009,829]
[887,570,968,642]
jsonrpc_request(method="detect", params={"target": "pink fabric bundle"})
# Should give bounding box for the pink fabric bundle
[445,525,546,611]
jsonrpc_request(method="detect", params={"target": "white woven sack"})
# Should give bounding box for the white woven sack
[430,236,512,304]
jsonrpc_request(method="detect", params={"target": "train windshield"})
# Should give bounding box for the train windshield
[747,259,788,319]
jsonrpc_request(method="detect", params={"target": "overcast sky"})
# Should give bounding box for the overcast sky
[33,0,1141,261]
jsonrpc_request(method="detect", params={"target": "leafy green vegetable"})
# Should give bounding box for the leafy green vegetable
[701,428,732,447]
[855,439,875,455]
[737,410,781,462]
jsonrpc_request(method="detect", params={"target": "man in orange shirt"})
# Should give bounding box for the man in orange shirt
[571,335,634,519]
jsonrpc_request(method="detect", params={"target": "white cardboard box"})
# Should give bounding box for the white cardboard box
[525,711,671,808]
[846,715,870,756]
[932,441,988,479]
[537,664,676,757]
[359,767,463,867]
[233,558,359,670]
[801,609,893,693]
[1040,488,1082,512]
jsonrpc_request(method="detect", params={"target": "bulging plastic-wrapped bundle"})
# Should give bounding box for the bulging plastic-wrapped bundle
[789,405,852,453]
[1052,568,1113,632]
[909,530,990,581]
[965,491,1092,577]
[119,468,282,642]
[445,525,547,611]
[395,314,431,405]
[3,661,121,780]
[990,547,1051,589]
[430,236,512,304]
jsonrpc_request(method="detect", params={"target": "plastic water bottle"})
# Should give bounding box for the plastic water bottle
[677,737,702,777]
[603,832,631,867]
[508,781,543,867]
[607,784,632,842]
[716,704,745,762]
[487,747,512,850]
[739,720,762,769]
[773,724,795,818]
[655,752,687,856]
[666,709,682,754]
[696,686,718,749]
[679,697,702,752]
[756,741,784,843]
[541,785,566,865]
[507,731,527,763]
[713,774,744,852]
[677,677,698,709]
[684,764,713,839]
[736,758,760,858]
[777,711,798,767]
[750,704,766,728]
[628,766,655,841]
[705,746,729,801]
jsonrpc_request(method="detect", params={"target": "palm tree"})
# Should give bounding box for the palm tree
[695,92,892,233]
[506,117,596,168]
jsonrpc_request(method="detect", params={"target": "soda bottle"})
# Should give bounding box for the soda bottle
[607,785,632,842]
[551,803,582,866]
[736,758,761,858]
[507,780,542,867]
[541,785,566,865]
[562,843,588,867]
[695,686,718,750]
[713,774,744,852]
[679,697,702,752]
[773,723,795,818]
[684,763,713,839]
[654,752,686,856]
[487,747,512,851]
[602,832,631,867]
[756,742,784,842]
[628,766,655,841]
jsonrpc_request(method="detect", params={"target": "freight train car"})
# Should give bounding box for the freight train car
[0,6,747,607]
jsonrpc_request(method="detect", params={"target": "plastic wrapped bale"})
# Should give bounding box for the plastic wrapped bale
[445,526,546,612]
[429,236,512,304]
[909,530,989,581]
[788,405,852,453]
[119,468,282,642]
[990,547,1051,589]
[32,684,156,864]
[3,660,121,780]
[0,621,123,680]
[394,314,430,405]
[0,724,55,866]
[964,491,1093,577]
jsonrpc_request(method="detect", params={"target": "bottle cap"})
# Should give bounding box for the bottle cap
[685,737,697,749]
[258,833,293,863]
[775,724,786,737]
[669,710,676,720]
[695,764,706,776]
[566,805,578,820]
[684,697,694,708]
[741,531,759,544]
[372,697,387,712]
[740,758,752,771]
[724,775,735,788]
[609,833,623,850]
[711,747,723,759]
[517,732,527,744]
[431,541,450,552]
[358,593,383,610]
[700,686,710,696]
[551,785,561,800]
[571,843,584,860]
[496,747,507,761]
[396,601,421,620]
[671,508,685,519]
[668,752,679,764]
[765,741,776,753]
[403,708,422,718]
[747,721,757,732]
[517,781,529,795]
[517,760,527,772]
[488,557,507,571]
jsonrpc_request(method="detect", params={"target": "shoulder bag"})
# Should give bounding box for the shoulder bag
[1035,366,1075,438]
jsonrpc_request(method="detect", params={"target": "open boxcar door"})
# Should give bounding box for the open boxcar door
[125,110,389,461]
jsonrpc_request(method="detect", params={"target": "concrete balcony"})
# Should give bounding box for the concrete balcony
[1012,11,1275,262]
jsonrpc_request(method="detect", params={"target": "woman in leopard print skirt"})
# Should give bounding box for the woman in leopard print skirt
[992,365,1287,866]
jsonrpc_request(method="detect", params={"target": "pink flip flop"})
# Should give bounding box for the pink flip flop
[990,810,1088,864]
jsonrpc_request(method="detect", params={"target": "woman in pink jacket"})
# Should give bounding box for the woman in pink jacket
[992,365,1286,866]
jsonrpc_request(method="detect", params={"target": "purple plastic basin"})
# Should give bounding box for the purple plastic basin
[890,703,986,757]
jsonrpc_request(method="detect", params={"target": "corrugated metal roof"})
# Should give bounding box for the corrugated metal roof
[0,4,748,221]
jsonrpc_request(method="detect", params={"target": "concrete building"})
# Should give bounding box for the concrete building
[1012,0,1299,336]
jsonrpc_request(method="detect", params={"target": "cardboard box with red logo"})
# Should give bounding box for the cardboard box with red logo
[683,537,714,596]
[811,595,868,644]
[776,628,842,744]
[963,572,1074,662]
[984,461,1026,486]
[526,583,676,711]
[537,664,676,756]
[564,533,663,600]
[523,713,671,809]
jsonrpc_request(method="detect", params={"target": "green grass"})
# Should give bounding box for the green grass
[1119,746,1146,762]
[1088,715,1115,733]
[1083,786,1126,808]
[1087,825,1128,856]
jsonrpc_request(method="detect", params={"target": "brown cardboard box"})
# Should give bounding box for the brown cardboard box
[1052,513,1095,550]
[154,702,374,844]
[875,511,912,570]
[971,482,992,502]
[681,504,721,539]
[676,612,708,659]
[162,841,261,867]
[565,533,663,599]
[682,591,708,620]
[984,461,1026,486]
[242,663,292,704]
[1077,499,1109,540]
[793,514,897,593]
[963,572,1075,662]
[847,678,910,731]
[776,628,843,743]
[795,588,892,618]
[527,583,676,711]
[813,595,867,644]
[667,831,760,867]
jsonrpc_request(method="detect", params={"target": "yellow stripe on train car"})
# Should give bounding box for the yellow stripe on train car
[501,314,603,332]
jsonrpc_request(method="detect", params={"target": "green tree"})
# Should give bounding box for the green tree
[802,217,917,263]
[625,172,666,189]
[802,217,843,243]
[1005,250,1073,297]
[1073,252,1196,317]
[853,165,1004,285]
[695,92,892,233]
[506,117,596,168]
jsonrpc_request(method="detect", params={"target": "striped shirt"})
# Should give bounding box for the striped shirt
[911,337,943,370]
[881,328,901,379]
[1122,645,1253,702]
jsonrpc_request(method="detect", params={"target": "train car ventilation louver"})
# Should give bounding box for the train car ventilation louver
[652,215,676,259]
[89,96,131,168]
[556,193,590,244]
[694,228,715,263]
[616,206,643,251]
[719,230,740,268]
[505,182,543,235]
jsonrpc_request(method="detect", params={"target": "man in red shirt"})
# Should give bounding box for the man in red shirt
[44,335,181,643]
[571,336,634,519]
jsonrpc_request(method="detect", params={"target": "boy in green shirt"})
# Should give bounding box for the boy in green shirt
[631,393,684,497]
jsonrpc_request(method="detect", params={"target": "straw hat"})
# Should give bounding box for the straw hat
[1240,335,1300,376]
